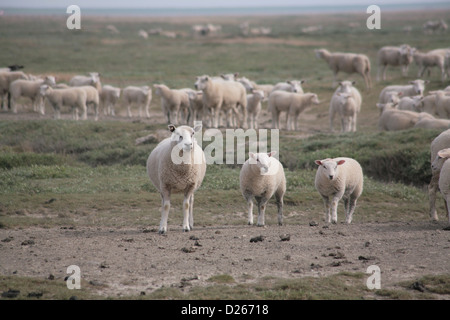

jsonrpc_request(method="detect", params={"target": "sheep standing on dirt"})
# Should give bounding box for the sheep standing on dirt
[314,48,372,90]
[246,89,265,129]
[0,70,28,110]
[428,129,450,221]
[39,84,87,120]
[100,85,121,116]
[329,81,362,132]
[240,151,286,226]
[378,79,428,104]
[154,84,190,125]
[9,75,56,114]
[413,51,446,82]
[376,45,415,81]
[268,91,320,131]
[194,75,247,129]
[146,124,206,234]
[122,86,152,118]
[431,148,450,224]
[314,157,363,224]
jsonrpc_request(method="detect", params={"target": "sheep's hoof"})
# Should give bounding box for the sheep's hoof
[182,228,190,232]
[158,230,167,235]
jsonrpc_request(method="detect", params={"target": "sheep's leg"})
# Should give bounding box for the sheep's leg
[81,103,87,120]
[11,97,17,114]
[213,106,221,128]
[94,103,99,121]
[330,195,341,224]
[246,196,254,225]
[145,103,150,119]
[285,111,290,131]
[428,172,440,221]
[445,195,450,224]
[321,196,331,223]
[182,191,193,232]
[329,105,336,132]
[159,189,171,234]
[275,190,284,226]
[345,195,358,224]
[271,109,279,129]
[256,197,268,227]
[352,114,357,132]
[127,104,133,118]
[188,193,194,230]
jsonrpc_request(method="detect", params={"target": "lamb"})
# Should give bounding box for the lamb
[314,157,364,224]
[122,85,152,118]
[194,75,247,129]
[239,151,286,226]
[377,102,434,131]
[413,117,450,129]
[186,90,204,125]
[153,84,190,125]
[146,124,206,234]
[430,90,450,119]
[39,84,87,120]
[268,91,320,130]
[413,51,446,82]
[0,70,28,110]
[246,89,265,129]
[397,95,423,111]
[271,80,305,94]
[9,76,56,114]
[376,45,415,81]
[100,85,121,116]
[314,48,372,90]
[428,129,450,221]
[378,79,428,104]
[69,72,101,88]
[329,81,362,132]
[236,76,274,98]
[431,148,450,224]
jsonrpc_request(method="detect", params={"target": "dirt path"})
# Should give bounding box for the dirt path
[1,221,449,297]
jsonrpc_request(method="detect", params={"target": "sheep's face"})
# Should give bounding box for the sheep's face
[315,159,345,180]
[253,90,265,100]
[337,81,355,94]
[409,79,428,96]
[310,93,320,105]
[169,124,201,152]
[194,76,210,90]
[249,151,277,175]
[39,84,50,96]
[314,49,325,59]
[237,77,254,91]
[431,148,450,172]
[287,80,304,93]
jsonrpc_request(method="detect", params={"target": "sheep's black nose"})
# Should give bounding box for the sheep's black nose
[329,175,334,180]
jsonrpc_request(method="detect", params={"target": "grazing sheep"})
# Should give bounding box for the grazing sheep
[314,48,372,90]
[269,91,320,131]
[397,95,423,111]
[329,81,362,132]
[314,157,364,224]
[414,117,450,129]
[100,85,121,116]
[0,70,28,110]
[428,129,450,221]
[153,84,190,125]
[39,84,87,120]
[423,19,448,34]
[122,86,152,118]
[431,148,450,224]
[271,80,305,94]
[240,151,286,226]
[413,51,446,81]
[376,45,415,81]
[378,79,428,103]
[376,102,433,131]
[430,90,450,119]
[9,76,56,114]
[246,89,265,129]
[146,124,206,234]
[194,75,247,129]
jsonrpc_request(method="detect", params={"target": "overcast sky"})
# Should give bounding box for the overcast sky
[0,0,436,8]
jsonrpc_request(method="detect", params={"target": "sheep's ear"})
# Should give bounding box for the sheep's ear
[398,91,403,96]
[424,80,430,84]
[249,152,256,160]
[338,82,342,86]
[337,160,346,166]
[193,124,202,132]
[315,160,322,166]
[300,80,305,84]
[234,72,239,78]
[268,151,277,157]
[351,81,356,85]
[438,148,450,158]
[287,80,292,84]
[168,124,176,132]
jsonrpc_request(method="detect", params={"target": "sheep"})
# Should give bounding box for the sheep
[329,81,362,132]
[431,148,450,224]
[194,75,247,129]
[268,91,320,131]
[413,51,446,81]
[246,89,265,129]
[377,102,434,131]
[235,76,274,98]
[100,85,121,116]
[39,84,87,120]
[378,79,428,104]
[239,151,286,226]
[314,157,364,224]
[423,19,448,34]
[376,45,415,81]
[122,86,152,118]
[428,129,450,221]
[271,80,305,94]
[153,84,190,125]
[9,76,56,114]
[397,95,423,111]
[0,70,28,110]
[146,124,206,234]
[430,90,450,119]
[413,117,450,129]
[314,48,372,90]
[69,72,101,88]
[186,90,204,125]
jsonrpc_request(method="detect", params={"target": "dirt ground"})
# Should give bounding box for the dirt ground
[1,220,449,297]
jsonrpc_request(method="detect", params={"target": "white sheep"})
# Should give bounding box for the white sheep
[0,70,28,110]
[69,72,101,88]
[431,147,450,224]
[146,124,206,234]
[153,84,190,125]
[239,151,286,226]
[100,85,121,116]
[236,76,274,99]
[329,81,362,132]
[268,91,320,131]
[186,90,204,125]
[194,75,247,129]
[413,51,446,82]
[271,80,305,94]
[314,157,363,224]
[246,89,265,129]
[9,76,56,114]
[430,90,450,119]
[428,129,450,221]
[377,102,433,131]
[397,95,423,111]
[122,85,152,118]
[314,48,372,90]
[413,117,450,129]
[39,84,87,120]
[378,79,428,104]
[376,45,415,81]
[423,20,448,34]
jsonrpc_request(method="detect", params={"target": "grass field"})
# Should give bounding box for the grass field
[1,8,450,300]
